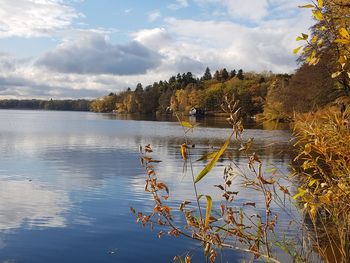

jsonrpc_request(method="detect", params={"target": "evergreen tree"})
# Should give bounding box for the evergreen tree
[202,67,212,80]
[135,83,143,92]
[169,76,176,84]
[230,69,236,78]
[184,72,195,84]
[221,68,229,81]
[176,73,182,83]
[237,69,244,80]
[213,70,220,81]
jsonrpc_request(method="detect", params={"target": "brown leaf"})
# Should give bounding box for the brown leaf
[220,204,225,216]
[168,229,179,237]
[243,202,256,207]
[258,175,275,185]
[145,144,153,153]
[157,183,169,194]
[148,169,155,176]
[143,156,152,162]
[179,201,191,211]
[214,184,224,191]
[158,231,164,238]
[222,193,230,200]
[149,159,162,163]
[249,244,261,259]
[279,185,290,195]
[226,191,239,195]
[209,250,217,263]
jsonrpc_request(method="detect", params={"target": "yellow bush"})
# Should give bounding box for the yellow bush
[293,105,350,262]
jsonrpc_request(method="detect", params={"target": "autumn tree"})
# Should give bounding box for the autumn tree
[295,0,350,94]
[284,50,341,113]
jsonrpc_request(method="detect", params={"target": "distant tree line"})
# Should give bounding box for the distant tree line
[0,99,91,111]
[91,67,280,118]
[91,57,347,121]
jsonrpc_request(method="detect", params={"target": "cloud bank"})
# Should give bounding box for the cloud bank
[0,0,313,99]
[37,33,162,75]
[0,0,80,38]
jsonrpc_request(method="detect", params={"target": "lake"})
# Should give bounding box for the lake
[0,110,297,262]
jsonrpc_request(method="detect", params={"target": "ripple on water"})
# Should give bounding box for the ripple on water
[0,110,297,263]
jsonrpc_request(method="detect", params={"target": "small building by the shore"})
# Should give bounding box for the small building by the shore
[189,107,204,116]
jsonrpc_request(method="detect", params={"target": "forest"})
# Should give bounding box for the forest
[90,55,346,121]
[0,99,91,111]
[90,68,273,118]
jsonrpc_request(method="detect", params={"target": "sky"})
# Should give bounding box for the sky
[0,0,314,99]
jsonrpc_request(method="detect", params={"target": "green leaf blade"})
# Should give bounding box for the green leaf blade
[194,132,233,183]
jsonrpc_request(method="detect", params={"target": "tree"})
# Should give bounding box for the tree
[221,68,229,81]
[176,73,182,82]
[295,0,350,94]
[237,69,244,80]
[169,76,176,84]
[291,3,350,261]
[184,72,196,84]
[158,89,173,113]
[213,70,220,81]
[281,50,341,114]
[135,83,143,93]
[230,69,236,78]
[202,67,212,80]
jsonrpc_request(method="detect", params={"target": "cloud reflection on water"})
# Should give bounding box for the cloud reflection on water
[0,180,70,230]
[0,111,297,262]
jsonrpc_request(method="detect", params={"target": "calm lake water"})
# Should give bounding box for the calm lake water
[0,110,297,262]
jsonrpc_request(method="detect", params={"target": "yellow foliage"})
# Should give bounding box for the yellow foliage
[293,106,350,259]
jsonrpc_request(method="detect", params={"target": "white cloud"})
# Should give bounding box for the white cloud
[168,0,189,10]
[133,28,172,50]
[0,0,81,38]
[148,10,161,22]
[222,0,268,20]
[0,0,314,99]
[134,11,312,74]
[133,27,205,75]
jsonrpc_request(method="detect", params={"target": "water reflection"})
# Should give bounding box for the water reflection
[0,180,70,230]
[99,112,279,129]
[0,110,295,262]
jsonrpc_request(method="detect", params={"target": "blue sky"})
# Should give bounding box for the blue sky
[0,0,313,99]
